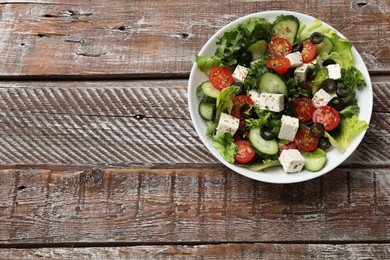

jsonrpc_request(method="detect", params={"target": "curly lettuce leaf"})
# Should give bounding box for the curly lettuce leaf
[246,109,281,135]
[215,18,272,67]
[324,115,369,153]
[212,133,237,164]
[341,66,366,91]
[297,19,333,41]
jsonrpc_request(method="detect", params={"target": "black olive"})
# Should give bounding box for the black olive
[292,42,303,52]
[321,78,337,93]
[322,59,336,67]
[238,126,249,140]
[318,137,331,150]
[240,103,254,119]
[310,32,323,44]
[328,97,345,111]
[310,123,325,138]
[336,83,350,98]
[238,51,253,67]
[233,82,245,95]
[260,127,275,140]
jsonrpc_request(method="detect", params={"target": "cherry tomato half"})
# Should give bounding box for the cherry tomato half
[266,56,291,75]
[231,95,254,120]
[301,41,316,63]
[312,106,341,131]
[209,66,234,90]
[293,96,316,122]
[234,140,256,164]
[279,142,297,156]
[294,127,318,152]
[268,37,292,57]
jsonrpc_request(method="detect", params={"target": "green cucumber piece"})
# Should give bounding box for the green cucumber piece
[315,36,333,55]
[248,40,268,60]
[271,15,300,44]
[196,81,220,103]
[302,148,327,172]
[199,102,216,121]
[249,127,279,158]
[259,72,288,97]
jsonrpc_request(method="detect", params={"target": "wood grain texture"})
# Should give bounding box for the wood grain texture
[0,0,388,77]
[0,167,389,244]
[0,80,388,167]
[1,244,389,259]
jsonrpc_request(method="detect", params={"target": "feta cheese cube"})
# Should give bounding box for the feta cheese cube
[312,88,333,108]
[278,115,299,141]
[232,65,249,83]
[286,52,303,68]
[258,93,284,112]
[327,64,341,80]
[278,149,306,173]
[248,89,261,105]
[294,64,308,82]
[216,112,240,136]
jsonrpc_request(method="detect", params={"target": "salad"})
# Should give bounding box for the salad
[194,14,369,174]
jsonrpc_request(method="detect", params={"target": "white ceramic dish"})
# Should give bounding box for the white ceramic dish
[188,11,372,184]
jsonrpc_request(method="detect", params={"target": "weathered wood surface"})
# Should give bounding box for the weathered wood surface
[0,0,389,77]
[1,244,390,259]
[0,167,389,244]
[0,80,388,167]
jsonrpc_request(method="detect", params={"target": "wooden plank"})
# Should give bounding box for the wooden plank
[0,0,388,77]
[0,168,389,244]
[1,244,390,259]
[0,80,388,167]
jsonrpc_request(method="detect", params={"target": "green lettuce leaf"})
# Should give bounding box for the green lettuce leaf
[297,19,333,41]
[212,133,237,163]
[324,115,369,153]
[196,55,222,74]
[242,159,281,172]
[321,32,354,68]
[215,86,236,122]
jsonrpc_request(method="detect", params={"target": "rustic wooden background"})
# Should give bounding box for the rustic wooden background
[0,0,389,259]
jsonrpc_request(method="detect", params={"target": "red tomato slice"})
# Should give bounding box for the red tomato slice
[293,97,316,122]
[294,128,318,152]
[301,41,316,63]
[266,56,290,75]
[233,120,249,142]
[209,66,234,90]
[231,95,254,120]
[234,140,256,164]
[279,142,297,156]
[268,37,292,57]
[312,106,341,131]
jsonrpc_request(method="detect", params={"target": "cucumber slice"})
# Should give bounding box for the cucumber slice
[302,148,327,172]
[249,127,279,157]
[259,72,288,97]
[199,102,216,121]
[315,36,333,55]
[196,81,220,103]
[271,15,300,44]
[201,81,220,99]
[248,40,268,60]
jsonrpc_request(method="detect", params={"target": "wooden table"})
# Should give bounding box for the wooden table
[0,0,389,259]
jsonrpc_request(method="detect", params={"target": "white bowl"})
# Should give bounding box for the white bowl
[188,11,373,184]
